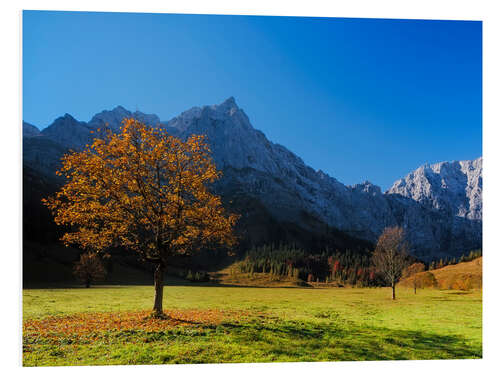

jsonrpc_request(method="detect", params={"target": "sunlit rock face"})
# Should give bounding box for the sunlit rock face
[162,98,482,259]
[23,97,482,259]
[388,158,482,221]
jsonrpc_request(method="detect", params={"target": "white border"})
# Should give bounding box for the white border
[2,1,499,374]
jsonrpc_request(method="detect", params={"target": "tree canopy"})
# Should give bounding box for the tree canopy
[44,118,238,315]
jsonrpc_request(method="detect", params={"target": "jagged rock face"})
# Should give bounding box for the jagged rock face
[166,97,292,175]
[88,106,161,131]
[23,98,482,259]
[388,158,482,221]
[164,98,482,258]
[24,107,163,175]
[40,114,93,150]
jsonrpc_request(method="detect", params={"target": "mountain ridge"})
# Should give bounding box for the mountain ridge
[22,97,482,260]
[388,158,482,221]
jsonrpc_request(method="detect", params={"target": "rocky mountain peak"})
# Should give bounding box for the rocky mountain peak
[86,105,161,130]
[222,96,236,106]
[23,98,482,260]
[351,181,382,195]
[213,96,238,113]
[131,111,161,127]
[40,113,92,150]
[88,106,132,130]
[167,97,278,173]
[59,113,78,122]
[387,157,482,220]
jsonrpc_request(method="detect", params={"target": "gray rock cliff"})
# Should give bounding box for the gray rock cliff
[23,98,482,259]
[388,158,482,221]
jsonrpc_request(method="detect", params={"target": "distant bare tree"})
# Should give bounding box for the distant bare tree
[402,262,426,294]
[372,226,410,300]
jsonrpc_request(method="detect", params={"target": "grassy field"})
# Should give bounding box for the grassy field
[23,284,482,366]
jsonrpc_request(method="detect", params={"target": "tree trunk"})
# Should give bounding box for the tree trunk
[153,263,165,316]
[85,279,90,288]
[392,282,396,300]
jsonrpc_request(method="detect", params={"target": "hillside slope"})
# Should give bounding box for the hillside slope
[400,257,482,290]
[431,257,482,290]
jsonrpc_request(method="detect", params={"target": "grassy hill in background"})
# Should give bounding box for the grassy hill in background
[399,257,482,291]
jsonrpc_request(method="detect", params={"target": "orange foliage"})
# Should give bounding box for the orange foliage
[401,262,426,293]
[399,257,482,291]
[432,257,482,290]
[25,310,239,334]
[43,118,238,263]
[23,309,252,346]
[438,273,481,290]
[402,262,425,279]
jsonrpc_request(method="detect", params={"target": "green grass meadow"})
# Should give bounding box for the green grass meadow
[23,285,482,366]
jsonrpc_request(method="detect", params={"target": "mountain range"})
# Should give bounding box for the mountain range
[23,97,482,261]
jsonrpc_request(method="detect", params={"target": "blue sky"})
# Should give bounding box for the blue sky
[23,11,482,190]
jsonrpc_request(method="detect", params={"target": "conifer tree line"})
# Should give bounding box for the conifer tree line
[238,243,482,287]
[428,249,482,270]
[238,243,380,286]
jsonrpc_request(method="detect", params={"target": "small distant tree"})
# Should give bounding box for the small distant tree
[369,269,376,283]
[402,262,426,294]
[372,226,410,300]
[73,253,107,288]
[419,271,438,289]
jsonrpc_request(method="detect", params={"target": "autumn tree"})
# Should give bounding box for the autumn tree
[372,226,410,300]
[73,252,107,288]
[44,118,238,317]
[402,262,426,294]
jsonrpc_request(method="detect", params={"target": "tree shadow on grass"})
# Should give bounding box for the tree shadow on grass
[218,319,481,361]
[446,291,474,296]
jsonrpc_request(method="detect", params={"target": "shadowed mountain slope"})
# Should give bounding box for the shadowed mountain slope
[23,98,482,261]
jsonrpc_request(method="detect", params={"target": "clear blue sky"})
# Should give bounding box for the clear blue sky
[23,11,482,191]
